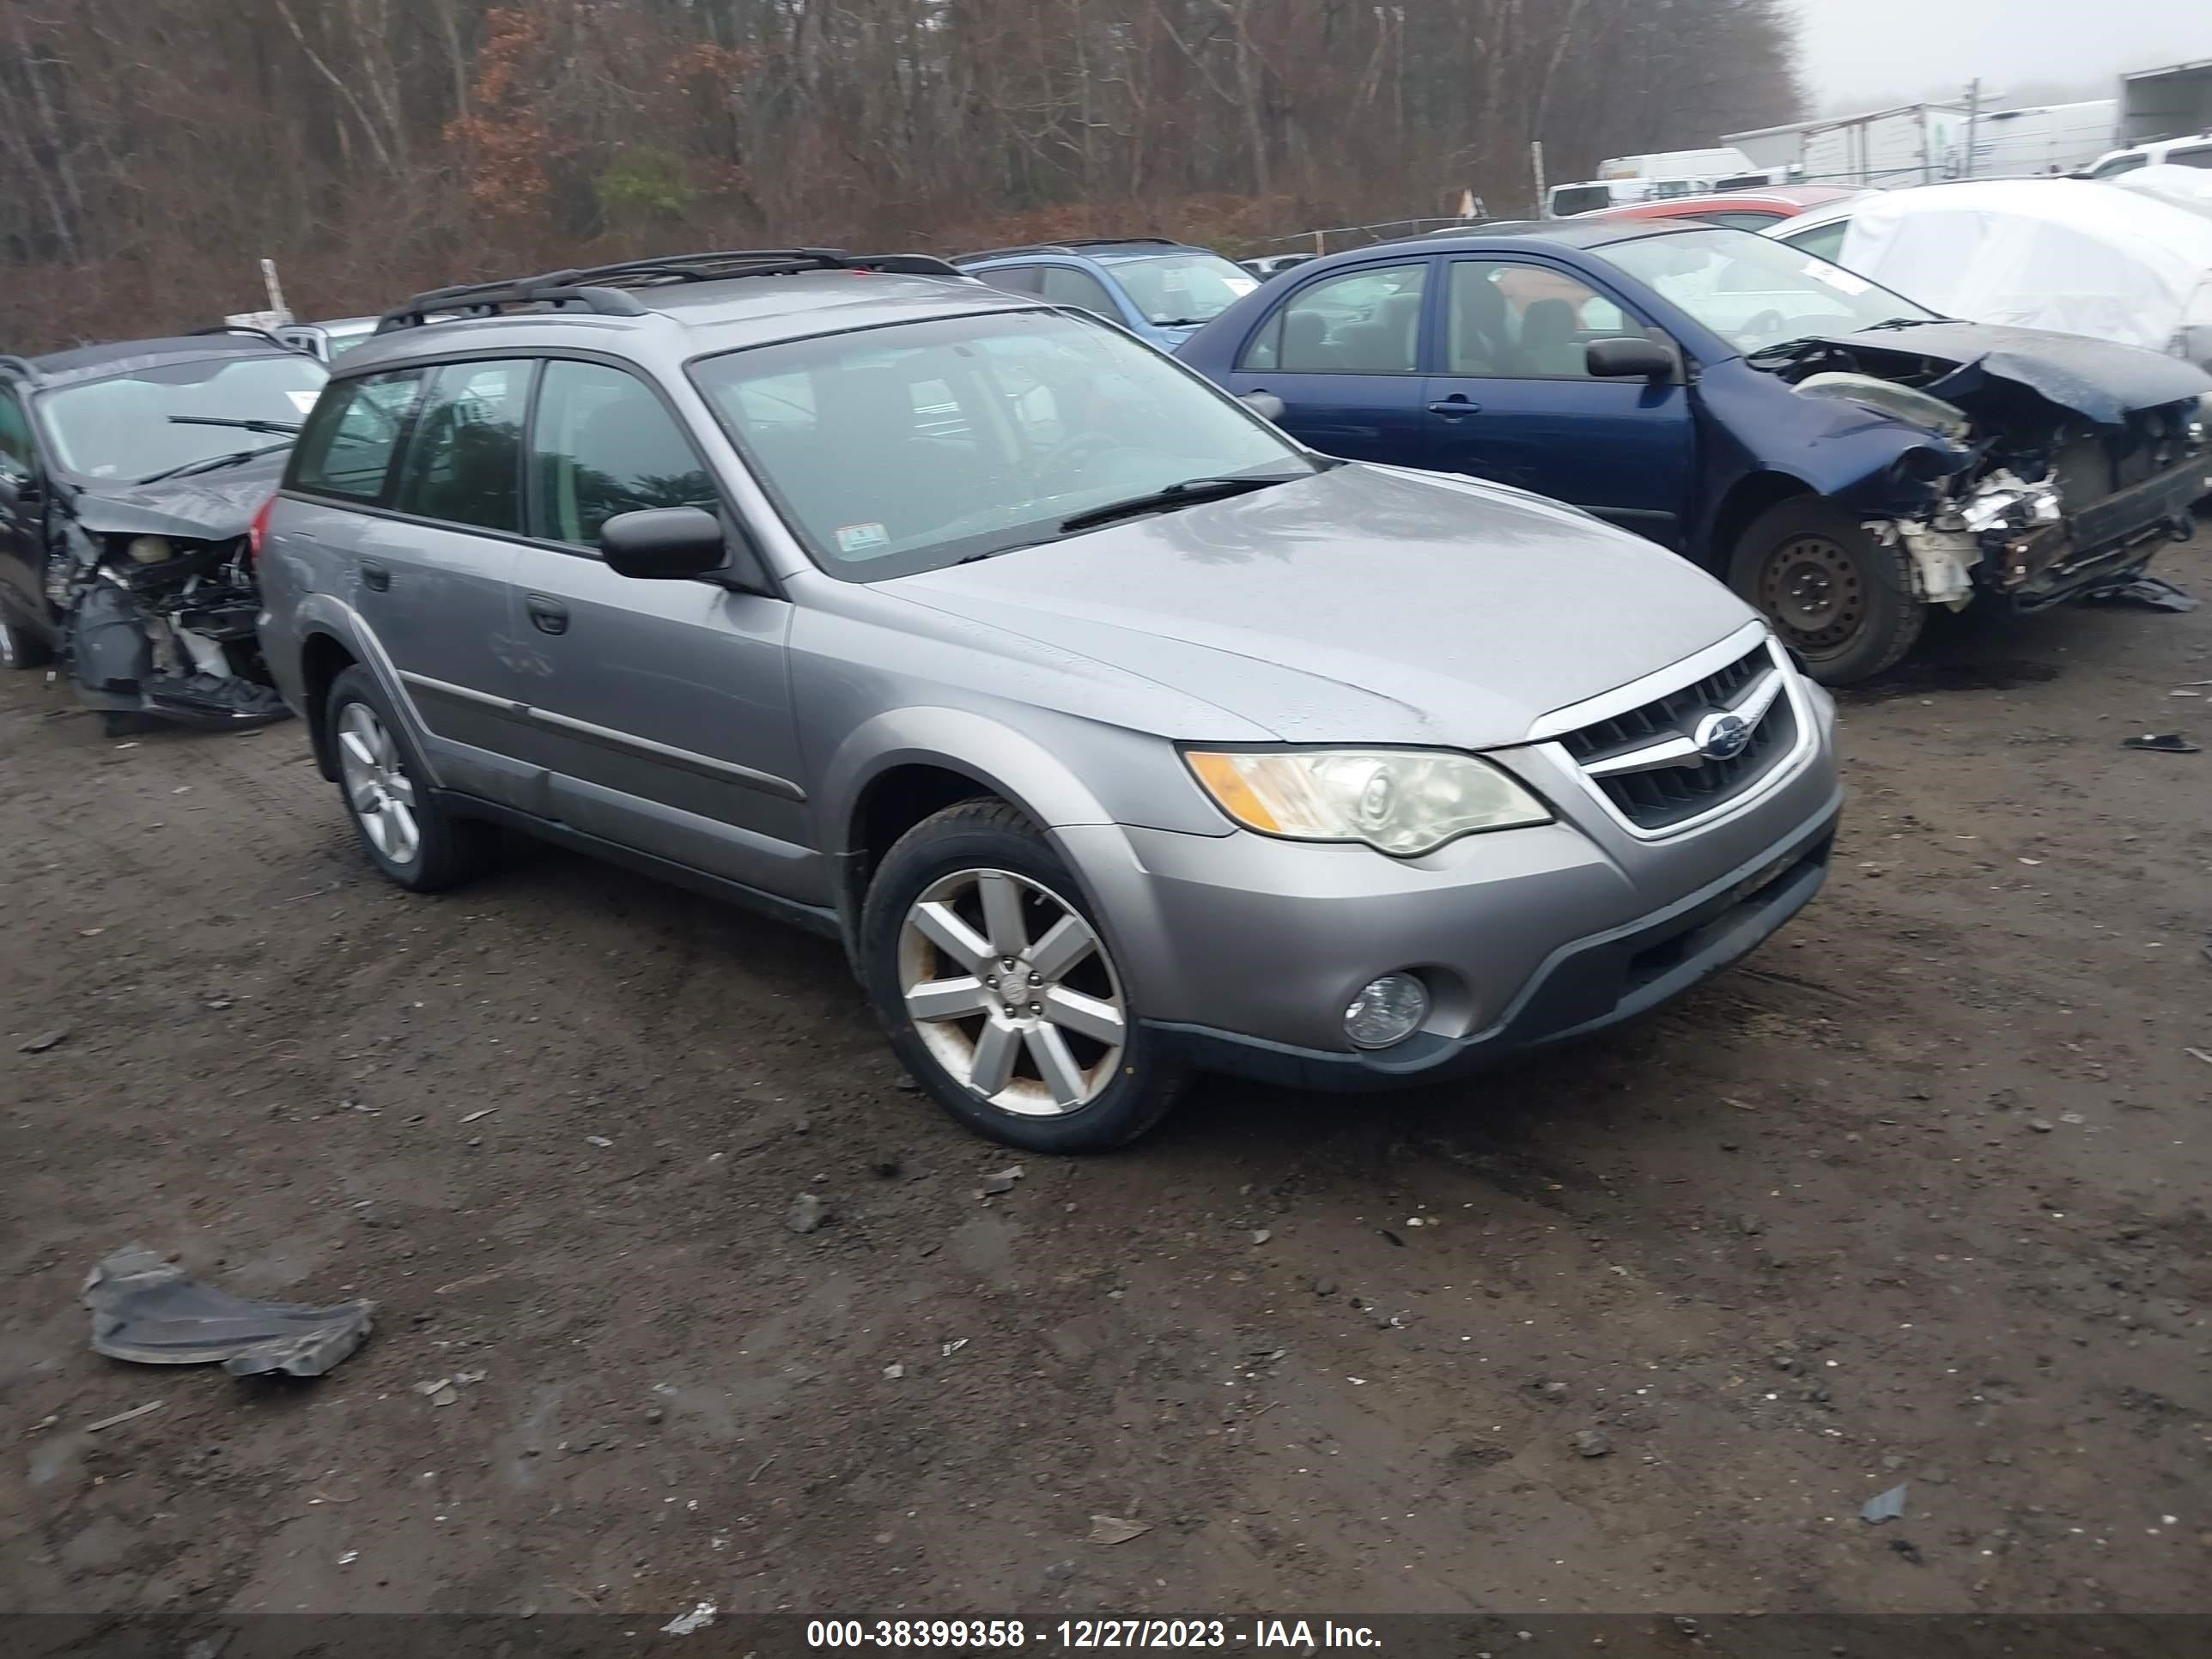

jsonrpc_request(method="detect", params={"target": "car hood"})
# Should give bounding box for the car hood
[888,463,1754,749]
[65,452,288,542]
[1782,322,2212,428]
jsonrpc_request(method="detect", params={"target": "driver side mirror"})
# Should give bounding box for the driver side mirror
[600,506,769,591]
[1238,391,1286,422]
[1585,337,1674,380]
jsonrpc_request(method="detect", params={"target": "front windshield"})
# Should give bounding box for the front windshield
[1595,226,1936,353]
[38,353,329,480]
[691,308,1311,579]
[1106,253,1260,325]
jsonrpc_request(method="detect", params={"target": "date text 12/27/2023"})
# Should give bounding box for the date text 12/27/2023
[805,1620,1382,1650]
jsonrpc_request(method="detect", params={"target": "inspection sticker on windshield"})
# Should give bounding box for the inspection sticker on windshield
[1802,260,1871,296]
[287,389,319,414]
[835,521,890,556]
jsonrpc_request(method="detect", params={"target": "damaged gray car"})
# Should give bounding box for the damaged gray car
[0,332,326,732]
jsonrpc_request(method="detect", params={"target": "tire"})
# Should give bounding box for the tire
[325,665,494,892]
[1727,496,1923,686]
[0,617,52,671]
[860,799,1188,1152]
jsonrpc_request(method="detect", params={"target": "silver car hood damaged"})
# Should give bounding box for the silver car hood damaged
[891,464,1753,749]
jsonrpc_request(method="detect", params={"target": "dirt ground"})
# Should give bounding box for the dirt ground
[4,535,2211,1621]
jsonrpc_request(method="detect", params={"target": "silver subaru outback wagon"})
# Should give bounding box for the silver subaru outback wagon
[255,249,1843,1152]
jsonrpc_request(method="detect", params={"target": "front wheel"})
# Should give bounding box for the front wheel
[1728,497,1923,686]
[860,799,1188,1152]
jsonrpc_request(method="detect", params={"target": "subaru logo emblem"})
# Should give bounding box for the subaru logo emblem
[1693,710,1752,763]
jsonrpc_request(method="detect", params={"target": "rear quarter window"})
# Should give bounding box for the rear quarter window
[289,370,425,503]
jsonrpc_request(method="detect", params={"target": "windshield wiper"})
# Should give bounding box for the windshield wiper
[1057,473,1304,535]
[1860,317,1947,331]
[135,441,294,485]
[168,415,303,435]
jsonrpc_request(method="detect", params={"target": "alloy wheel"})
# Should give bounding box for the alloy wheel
[896,867,1127,1116]
[335,701,421,866]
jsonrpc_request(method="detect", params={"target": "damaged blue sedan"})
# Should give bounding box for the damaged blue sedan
[1176,221,2212,683]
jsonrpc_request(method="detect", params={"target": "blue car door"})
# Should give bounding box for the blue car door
[1420,255,1694,546]
[1214,257,1434,465]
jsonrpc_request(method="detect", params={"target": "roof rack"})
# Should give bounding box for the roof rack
[378,248,969,332]
[0,353,41,383]
[951,236,1183,264]
[190,324,294,349]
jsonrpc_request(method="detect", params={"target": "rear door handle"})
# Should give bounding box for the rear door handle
[360,561,390,592]
[1427,398,1481,416]
[526,596,569,635]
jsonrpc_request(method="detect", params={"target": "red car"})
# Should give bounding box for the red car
[1582,185,1863,230]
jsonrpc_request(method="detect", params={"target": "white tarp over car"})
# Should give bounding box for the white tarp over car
[1833,178,2212,370]
[2112,163,2212,220]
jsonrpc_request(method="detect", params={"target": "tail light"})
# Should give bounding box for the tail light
[247,494,276,562]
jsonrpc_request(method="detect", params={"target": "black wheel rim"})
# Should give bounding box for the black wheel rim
[1758,532,1865,659]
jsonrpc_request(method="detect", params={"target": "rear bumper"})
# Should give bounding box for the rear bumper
[1142,791,1839,1091]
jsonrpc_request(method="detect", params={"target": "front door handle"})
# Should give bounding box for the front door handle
[526,596,569,636]
[1427,398,1481,417]
[361,561,391,591]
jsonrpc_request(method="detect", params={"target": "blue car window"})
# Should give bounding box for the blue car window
[1038,266,1121,319]
[1241,263,1428,374]
[974,264,1043,295]
[1446,261,1631,379]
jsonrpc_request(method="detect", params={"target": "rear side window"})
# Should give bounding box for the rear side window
[1038,266,1120,319]
[2172,144,2212,170]
[1782,221,1849,264]
[290,370,424,503]
[972,264,1042,295]
[528,361,715,548]
[392,360,532,533]
[1697,210,1784,231]
[1241,262,1428,374]
[2088,154,2146,178]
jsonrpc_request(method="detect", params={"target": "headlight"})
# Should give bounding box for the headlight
[125,536,174,565]
[1184,748,1551,857]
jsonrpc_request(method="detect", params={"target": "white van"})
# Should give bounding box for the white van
[2085,132,2212,179]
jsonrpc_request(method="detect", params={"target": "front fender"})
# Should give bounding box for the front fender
[1691,359,1970,555]
[822,706,1151,855]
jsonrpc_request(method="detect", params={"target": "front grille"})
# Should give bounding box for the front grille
[1556,644,1796,832]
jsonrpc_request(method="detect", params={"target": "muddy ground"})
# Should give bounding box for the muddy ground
[4,536,2210,1621]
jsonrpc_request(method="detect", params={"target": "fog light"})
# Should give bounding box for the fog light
[1345,973,1429,1049]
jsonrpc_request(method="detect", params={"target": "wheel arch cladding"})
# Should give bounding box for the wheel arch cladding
[1710,470,1819,566]
[299,629,359,781]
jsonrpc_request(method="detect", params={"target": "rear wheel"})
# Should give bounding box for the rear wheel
[861,799,1188,1152]
[1728,496,1923,685]
[325,665,494,892]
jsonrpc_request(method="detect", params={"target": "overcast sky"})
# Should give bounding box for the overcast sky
[1792,0,2211,112]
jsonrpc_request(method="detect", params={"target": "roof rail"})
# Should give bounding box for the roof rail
[951,236,1182,264]
[0,353,41,383]
[377,248,969,333]
[190,324,294,349]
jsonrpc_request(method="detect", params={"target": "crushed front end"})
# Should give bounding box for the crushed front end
[1767,327,2210,612]
[48,506,287,730]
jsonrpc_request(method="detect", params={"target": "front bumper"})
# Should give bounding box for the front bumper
[2002,451,2206,609]
[1134,797,1838,1091]
[1054,656,1841,1090]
